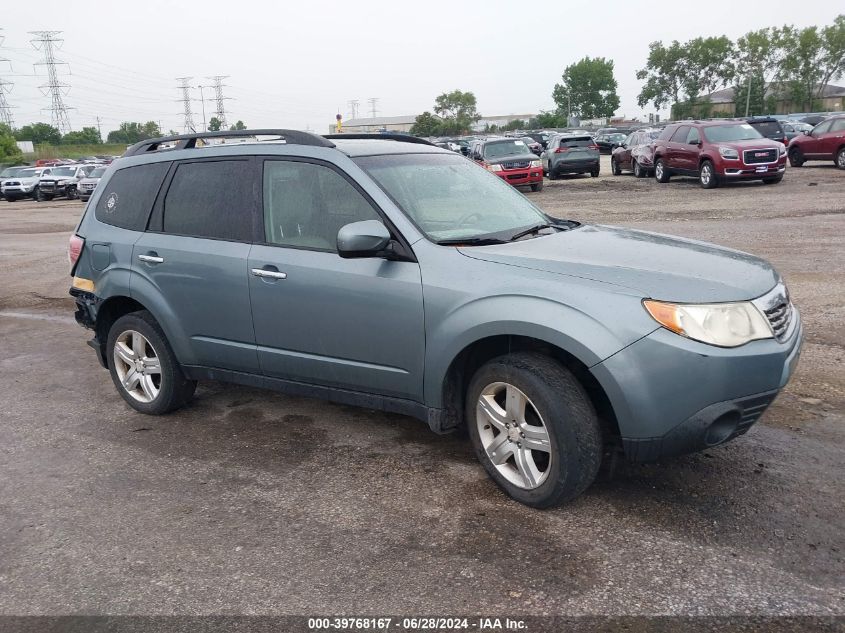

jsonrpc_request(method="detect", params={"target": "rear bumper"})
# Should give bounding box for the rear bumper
[494,169,543,186]
[551,159,599,174]
[591,308,803,462]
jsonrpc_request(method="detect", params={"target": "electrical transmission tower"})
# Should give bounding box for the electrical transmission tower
[175,77,195,132]
[207,75,231,129]
[0,29,15,127]
[29,31,72,133]
[367,97,379,118]
[347,99,359,120]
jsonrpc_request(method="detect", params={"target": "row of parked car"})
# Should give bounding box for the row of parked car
[0,161,110,202]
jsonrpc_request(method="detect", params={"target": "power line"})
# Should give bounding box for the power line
[175,76,195,133]
[29,30,73,133]
[207,75,231,129]
[367,97,379,118]
[0,29,15,127]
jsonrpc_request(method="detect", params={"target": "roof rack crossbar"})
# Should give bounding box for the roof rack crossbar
[123,129,336,157]
[323,133,435,146]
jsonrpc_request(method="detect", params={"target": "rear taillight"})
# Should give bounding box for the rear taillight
[554,147,568,153]
[68,234,84,269]
[588,144,600,151]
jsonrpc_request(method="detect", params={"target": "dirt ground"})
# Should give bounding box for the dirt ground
[0,156,843,619]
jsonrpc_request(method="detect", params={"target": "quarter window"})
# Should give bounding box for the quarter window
[263,161,380,252]
[162,160,253,242]
[95,162,170,231]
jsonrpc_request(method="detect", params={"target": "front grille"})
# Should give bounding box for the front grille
[744,148,777,164]
[6,181,20,186]
[81,183,95,190]
[764,299,792,341]
[502,161,530,170]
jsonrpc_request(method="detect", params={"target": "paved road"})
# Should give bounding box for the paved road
[0,158,843,616]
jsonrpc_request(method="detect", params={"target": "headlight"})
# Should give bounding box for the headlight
[487,164,502,172]
[778,143,786,156]
[643,299,772,347]
[530,160,541,168]
[718,146,739,160]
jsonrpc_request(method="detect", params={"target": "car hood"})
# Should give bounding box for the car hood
[486,153,536,164]
[458,224,779,303]
[718,138,782,150]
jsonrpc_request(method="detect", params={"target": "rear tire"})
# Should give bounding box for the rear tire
[611,158,621,175]
[654,159,670,183]
[547,167,557,181]
[699,160,719,189]
[590,168,599,178]
[465,352,602,508]
[107,310,197,415]
[788,148,804,167]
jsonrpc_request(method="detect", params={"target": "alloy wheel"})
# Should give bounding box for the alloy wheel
[475,382,552,490]
[701,164,712,185]
[655,162,663,180]
[837,150,845,169]
[113,329,162,403]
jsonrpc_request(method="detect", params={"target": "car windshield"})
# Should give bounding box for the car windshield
[703,124,763,142]
[0,167,23,178]
[90,167,107,178]
[483,140,532,159]
[51,167,78,177]
[17,168,38,177]
[354,153,549,243]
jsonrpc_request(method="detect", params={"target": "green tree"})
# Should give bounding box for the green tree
[433,90,480,133]
[553,56,620,119]
[0,123,23,162]
[681,36,735,101]
[208,117,222,131]
[229,120,247,130]
[61,127,102,145]
[15,122,61,146]
[528,111,565,128]
[637,40,687,111]
[779,26,827,110]
[502,119,527,131]
[410,111,442,136]
[819,15,845,99]
[106,121,161,144]
[734,27,790,114]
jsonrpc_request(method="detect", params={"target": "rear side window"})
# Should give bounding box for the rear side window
[95,162,169,231]
[162,160,253,242]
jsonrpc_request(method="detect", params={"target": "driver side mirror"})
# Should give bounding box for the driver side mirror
[803,130,811,136]
[337,220,392,259]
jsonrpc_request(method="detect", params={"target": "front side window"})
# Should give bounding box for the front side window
[162,160,253,241]
[355,153,549,243]
[686,127,701,144]
[812,121,832,135]
[830,118,845,132]
[670,126,690,142]
[263,160,380,252]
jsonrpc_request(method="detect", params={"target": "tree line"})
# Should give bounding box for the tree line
[637,14,844,118]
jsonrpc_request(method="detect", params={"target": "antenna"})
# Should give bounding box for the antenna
[29,30,73,133]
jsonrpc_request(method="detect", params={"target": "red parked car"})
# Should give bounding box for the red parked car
[652,121,787,188]
[469,138,544,191]
[787,115,845,169]
[611,129,661,177]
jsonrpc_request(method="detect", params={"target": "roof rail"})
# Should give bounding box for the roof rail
[323,133,435,146]
[123,129,336,157]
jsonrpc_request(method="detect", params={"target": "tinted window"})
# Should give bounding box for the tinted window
[670,126,690,142]
[686,127,701,144]
[163,160,253,241]
[658,126,676,140]
[748,121,783,137]
[813,121,832,135]
[559,136,594,148]
[830,118,845,132]
[703,124,763,142]
[96,162,170,231]
[263,160,380,252]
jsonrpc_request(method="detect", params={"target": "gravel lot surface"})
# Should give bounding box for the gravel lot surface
[0,156,842,619]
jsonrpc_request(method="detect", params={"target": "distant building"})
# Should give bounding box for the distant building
[331,115,417,134]
[473,114,536,131]
[680,82,845,116]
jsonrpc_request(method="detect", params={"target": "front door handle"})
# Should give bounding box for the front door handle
[251,268,287,280]
[138,254,164,264]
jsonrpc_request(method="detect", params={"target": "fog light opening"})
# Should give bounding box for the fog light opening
[704,411,741,446]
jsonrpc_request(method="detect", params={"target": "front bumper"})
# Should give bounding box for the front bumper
[591,307,803,461]
[1,186,34,195]
[720,158,787,178]
[494,168,543,186]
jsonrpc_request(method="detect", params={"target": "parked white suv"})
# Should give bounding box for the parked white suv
[1,167,53,202]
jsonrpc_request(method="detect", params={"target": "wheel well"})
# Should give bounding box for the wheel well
[441,335,620,441]
[94,296,147,367]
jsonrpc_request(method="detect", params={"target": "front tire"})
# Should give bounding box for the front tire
[788,148,804,167]
[699,160,719,189]
[107,310,196,415]
[633,159,644,178]
[836,147,845,170]
[530,182,543,192]
[466,352,602,508]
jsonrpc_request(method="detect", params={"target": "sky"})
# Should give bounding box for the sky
[1,0,841,136]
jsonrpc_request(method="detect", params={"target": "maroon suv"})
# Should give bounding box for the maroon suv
[787,115,845,169]
[652,121,787,188]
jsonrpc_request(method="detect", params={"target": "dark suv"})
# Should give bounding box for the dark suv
[69,130,802,508]
[652,121,787,188]
[746,117,788,146]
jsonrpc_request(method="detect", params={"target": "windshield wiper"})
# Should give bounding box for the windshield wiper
[436,237,507,246]
[509,223,560,241]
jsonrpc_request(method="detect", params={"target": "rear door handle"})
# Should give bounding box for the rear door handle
[251,268,287,280]
[138,254,163,264]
